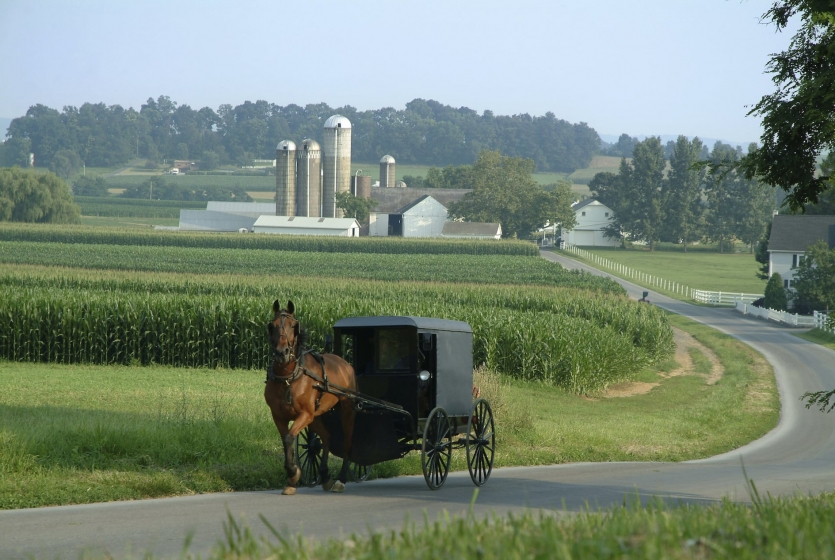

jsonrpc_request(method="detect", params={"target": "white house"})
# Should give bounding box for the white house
[560,199,618,247]
[253,216,360,237]
[369,195,448,237]
[768,214,835,289]
[441,222,502,240]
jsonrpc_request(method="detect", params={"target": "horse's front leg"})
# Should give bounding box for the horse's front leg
[270,413,299,496]
[282,412,313,494]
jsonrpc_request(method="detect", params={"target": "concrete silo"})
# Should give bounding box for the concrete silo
[352,174,372,199]
[379,155,396,188]
[275,140,296,216]
[296,138,321,217]
[322,115,352,218]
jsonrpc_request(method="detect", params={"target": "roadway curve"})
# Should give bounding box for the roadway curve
[2,251,833,559]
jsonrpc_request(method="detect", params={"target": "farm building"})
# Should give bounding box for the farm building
[369,195,448,237]
[560,199,618,247]
[179,202,276,232]
[441,222,502,240]
[253,215,360,237]
[768,214,835,289]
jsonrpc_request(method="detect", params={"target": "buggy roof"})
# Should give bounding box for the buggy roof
[333,316,472,333]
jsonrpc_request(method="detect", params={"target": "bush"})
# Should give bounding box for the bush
[0,168,80,223]
[764,272,788,311]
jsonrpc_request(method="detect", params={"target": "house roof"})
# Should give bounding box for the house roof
[441,222,501,236]
[769,215,835,252]
[572,198,612,212]
[206,201,276,214]
[397,194,432,214]
[253,216,359,230]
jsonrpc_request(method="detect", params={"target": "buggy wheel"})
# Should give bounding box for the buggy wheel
[295,426,323,487]
[466,399,495,486]
[421,407,452,490]
[349,462,372,483]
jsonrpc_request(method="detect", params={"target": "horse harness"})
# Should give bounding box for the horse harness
[266,313,330,409]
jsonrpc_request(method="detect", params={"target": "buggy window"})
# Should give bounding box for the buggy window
[376,328,411,371]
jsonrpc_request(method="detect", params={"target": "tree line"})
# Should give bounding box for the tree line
[590,137,775,252]
[3,97,601,173]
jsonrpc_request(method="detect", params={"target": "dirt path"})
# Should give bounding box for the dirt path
[603,326,725,398]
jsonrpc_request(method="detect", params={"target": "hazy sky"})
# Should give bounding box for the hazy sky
[0,1,797,144]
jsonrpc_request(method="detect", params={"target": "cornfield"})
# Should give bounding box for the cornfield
[0,267,673,393]
[0,223,539,256]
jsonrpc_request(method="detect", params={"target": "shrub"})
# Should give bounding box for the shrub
[764,272,788,311]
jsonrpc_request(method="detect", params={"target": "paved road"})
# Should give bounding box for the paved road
[2,251,833,559]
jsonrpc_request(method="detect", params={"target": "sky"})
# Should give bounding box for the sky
[0,0,799,145]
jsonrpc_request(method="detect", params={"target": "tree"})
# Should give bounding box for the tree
[664,136,705,251]
[764,272,789,311]
[448,151,573,238]
[201,150,220,171]
[0,167,80,223]
[804,152,835,214]
[791,240,835,314]
[401,174,425,189]
[704,142,742,252]
[754,222,772,280]
[49,149,83,179]
[72,175,109,197]
[336,191,377,223]
[734,2,835,211]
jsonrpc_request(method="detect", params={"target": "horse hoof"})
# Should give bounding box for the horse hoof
[288,466,301,486]
[282,486,297,496]
[322,478,335,492]
[330,481,345,493]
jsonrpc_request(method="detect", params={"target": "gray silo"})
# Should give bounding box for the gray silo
[276,140,296,216]
[352,174,372,199]
[379,155,396,188]
[296,139,322,217]
[322,115,352,218]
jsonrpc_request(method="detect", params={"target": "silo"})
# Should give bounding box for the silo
[296,139,321,217]
[275,140,296,216]
[322,115,352,218]
[352,174,372,199]
[379,155,396,188]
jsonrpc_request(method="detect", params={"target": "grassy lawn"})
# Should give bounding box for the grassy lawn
[794,328,835,352]
[0,312,777,509]
[567,247,767,296]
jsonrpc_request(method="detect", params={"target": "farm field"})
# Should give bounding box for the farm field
[569,247,767,296]
[0,311,776,509]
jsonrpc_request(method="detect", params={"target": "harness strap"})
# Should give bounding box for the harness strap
[265,347,330,411]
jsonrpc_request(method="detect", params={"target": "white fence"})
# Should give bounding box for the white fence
[735,301,818,327]
[815,311,834,334]
[559,242,762,305]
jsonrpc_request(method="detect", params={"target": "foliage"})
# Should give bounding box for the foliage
[734,1,835,210]
[0,267,670,392]
[0,167,80,224]
[602,132,639,157]
[424,163,475,188]
[791,239,835,313]
[5,97,600,173]
[754,222,772,280]
[764,272,789,311]
[664,136,706,250]
[0,222,540,256]
[200,150,220,171]
[805,152,835,214]
[449,151,575,238]
[48,149,82,179]
[71,175,110,197]
[335,191,377,223]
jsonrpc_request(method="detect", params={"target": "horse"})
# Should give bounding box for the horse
[264,300,357,495]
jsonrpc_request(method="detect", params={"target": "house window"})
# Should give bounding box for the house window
[784,279,790,289]
[582,211,586,216]
[792,254,799,268]
[605,212,609,217]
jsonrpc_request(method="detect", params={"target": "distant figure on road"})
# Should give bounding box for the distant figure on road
[639,291,650,303]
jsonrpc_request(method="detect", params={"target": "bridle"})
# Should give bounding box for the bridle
[268,312,302,384]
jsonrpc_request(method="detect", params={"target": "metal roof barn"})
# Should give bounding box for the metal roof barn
[252,215,360,236]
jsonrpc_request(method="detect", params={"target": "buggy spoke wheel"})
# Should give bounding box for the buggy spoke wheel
[466,399,495,486]
[421,407,451,490]
[349,462,372,483]
[295,426,323,487]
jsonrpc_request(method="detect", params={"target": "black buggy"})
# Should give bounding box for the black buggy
[294,316,495,490]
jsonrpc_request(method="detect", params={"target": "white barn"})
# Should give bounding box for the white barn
[253,216,360,237]
[179,202,276,232]
[768,214,835,289]
[560,199,618,247]
[369,195,448,237]
[441,222,502,240]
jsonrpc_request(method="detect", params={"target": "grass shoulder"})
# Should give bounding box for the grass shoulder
[793,328,835,351]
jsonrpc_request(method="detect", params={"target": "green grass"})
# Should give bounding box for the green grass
[565,247,767,296]
[793,328,835,351]
[208,492,835,560]
[0,309,776,509]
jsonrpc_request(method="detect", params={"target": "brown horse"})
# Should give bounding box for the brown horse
[264,300,357,495]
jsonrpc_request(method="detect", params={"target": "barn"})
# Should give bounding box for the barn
[253,215,361,237]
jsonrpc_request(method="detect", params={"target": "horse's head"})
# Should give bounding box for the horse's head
[268,299,302,367]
